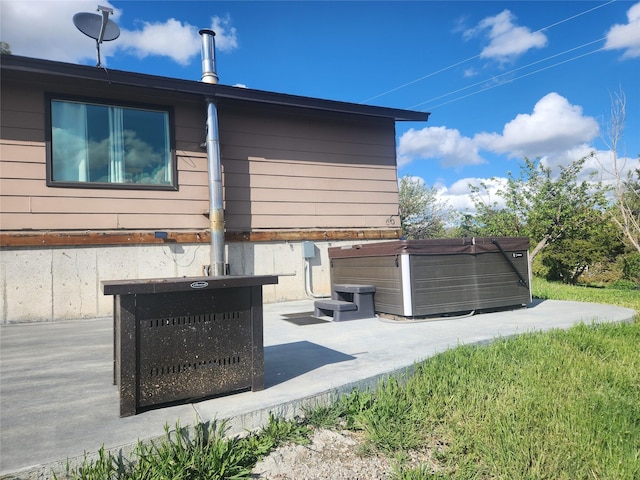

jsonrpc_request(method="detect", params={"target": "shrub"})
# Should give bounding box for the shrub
[621,252,640,283]
[609,279,639,290]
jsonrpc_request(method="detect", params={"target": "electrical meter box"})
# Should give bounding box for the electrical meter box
[302,241,316,259]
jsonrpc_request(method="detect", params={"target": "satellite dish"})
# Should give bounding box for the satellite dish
[73,5,120,67]
[73,12,120,42]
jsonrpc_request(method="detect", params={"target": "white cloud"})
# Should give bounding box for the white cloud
[437,176,508,213]
[400,89,639,215]
[210,15,238,52]
[119,18,199,65]
[464,9,547,63]
[0,1,238,66]
[604,1,640,58]
[438,182,476,212]
[588,151,640,186]
[397,126,485,169]
[463,68,478,78]
[397,93,602,179]
[0,1,120,63]
[474,92,599,158]
[398,172,513,216]
[538,144,596,176]
[119,15,237,65]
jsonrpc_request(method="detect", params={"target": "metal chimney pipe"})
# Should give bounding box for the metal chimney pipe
[199,29,225,276]
[199,28,219,85]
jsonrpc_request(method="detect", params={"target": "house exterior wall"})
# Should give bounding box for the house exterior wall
[0,240,356,323]
[220,104,400,231]
[0,76,211,231]
[1,77,400,234]
[0,71,402,323]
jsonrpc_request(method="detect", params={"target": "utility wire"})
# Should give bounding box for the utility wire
[360,54,482,104]
[359,0,617,104]
[536,0,616,32]
[423,46,605,111]
[408,37,606,110]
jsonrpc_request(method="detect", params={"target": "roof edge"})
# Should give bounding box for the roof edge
[0,54,429,122]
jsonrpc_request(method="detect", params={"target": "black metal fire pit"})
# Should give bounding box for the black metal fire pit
[102,275,278,417]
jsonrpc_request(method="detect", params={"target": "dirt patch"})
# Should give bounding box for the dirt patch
[251,427,440,479]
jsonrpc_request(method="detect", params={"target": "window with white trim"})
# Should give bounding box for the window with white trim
[48,97,176,189]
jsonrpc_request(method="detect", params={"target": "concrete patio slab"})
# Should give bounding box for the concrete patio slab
[0,298,636,479]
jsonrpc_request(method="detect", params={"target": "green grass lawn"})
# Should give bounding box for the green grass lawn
[308,278,640,479]
[532,276,640,314]
[358,320,640,479]
[61,279,640,479]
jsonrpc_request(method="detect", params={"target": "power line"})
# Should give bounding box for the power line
[422,47,605,111]
[359,0,617,105]
[408,36,607,110]
[536,0,616,33]
[359,54,482,104]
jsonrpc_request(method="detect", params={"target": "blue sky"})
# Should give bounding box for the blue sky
[2,0,639,212]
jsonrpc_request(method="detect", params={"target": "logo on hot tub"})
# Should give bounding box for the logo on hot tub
[190,281,209,289]
[512,253,524,258]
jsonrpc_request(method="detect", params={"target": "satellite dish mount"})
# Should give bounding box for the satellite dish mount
[73,5,120,67]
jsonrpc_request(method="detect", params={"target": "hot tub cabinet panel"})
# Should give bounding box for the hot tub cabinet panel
[328,255,405,315]
[329,238,531,317]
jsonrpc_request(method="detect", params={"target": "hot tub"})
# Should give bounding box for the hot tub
[328,237,531,318]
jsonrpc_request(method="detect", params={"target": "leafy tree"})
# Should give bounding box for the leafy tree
[449,212,476,238]
[0,42,10,55]
[467,179,524,237]
[398,176,455,239]
[621,251,640,284]
[539,214,625,284]
[469,156,609,264]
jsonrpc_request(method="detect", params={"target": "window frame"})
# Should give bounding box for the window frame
[45,93,178,191]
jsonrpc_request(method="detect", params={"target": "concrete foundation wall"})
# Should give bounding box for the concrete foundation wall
[0,240,363,323]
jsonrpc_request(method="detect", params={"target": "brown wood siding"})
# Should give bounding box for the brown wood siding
[219,106,400,232]
[1,73,401,237]
[0,77,210,231]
